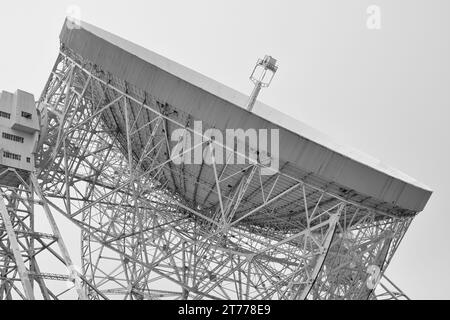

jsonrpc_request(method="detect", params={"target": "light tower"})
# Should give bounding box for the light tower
[246,55,278,111]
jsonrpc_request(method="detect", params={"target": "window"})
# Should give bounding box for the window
[26,157,31,163]
[21,112,32,120]
[2,132,24,143]
[0,111,10,119]
[3,151,21,161]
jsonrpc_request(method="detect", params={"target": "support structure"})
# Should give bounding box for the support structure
[27,50,416,300]
[0,168,86,300]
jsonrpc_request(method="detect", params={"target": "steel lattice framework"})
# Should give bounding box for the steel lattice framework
[1,47,412,300]
[0,170,86,299]
[0,19,428,300]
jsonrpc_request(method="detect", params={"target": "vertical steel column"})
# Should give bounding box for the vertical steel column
[31,175,87,300]
[0,193,35,300]
[296,204,344,300]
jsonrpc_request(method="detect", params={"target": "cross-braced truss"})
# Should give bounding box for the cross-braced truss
[13,48,417,300]
[0,168,86,300]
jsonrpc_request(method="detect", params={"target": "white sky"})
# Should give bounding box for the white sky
[0,0,449,299]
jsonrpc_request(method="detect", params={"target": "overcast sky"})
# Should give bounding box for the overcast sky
[0,0,449,299]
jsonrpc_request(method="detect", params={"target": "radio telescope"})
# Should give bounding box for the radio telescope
[0,19,432,300]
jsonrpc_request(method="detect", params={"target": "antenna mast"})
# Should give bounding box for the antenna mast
[246,55,278,111]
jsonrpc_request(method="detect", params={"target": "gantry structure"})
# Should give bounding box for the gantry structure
[0,19,432,300]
